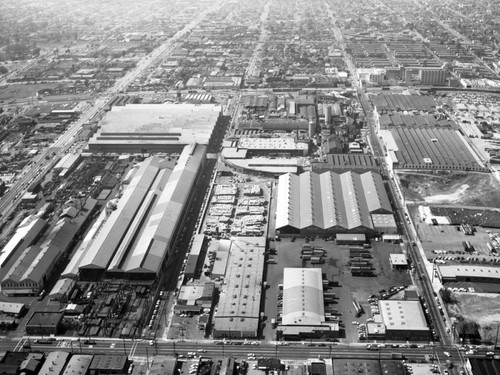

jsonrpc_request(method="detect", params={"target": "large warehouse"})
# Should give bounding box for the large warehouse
[383,127,487,172]
[75,143,206,281]
[275,171,393,236]
[278,268,338,340]
[378,300,430,341]
[437,265,500,284]
[1,199,96,296]
[213,237,266,339]
[87,103,222,153]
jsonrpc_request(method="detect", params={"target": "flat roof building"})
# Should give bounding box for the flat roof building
[26,311,64,335]
[378,300,430,341]
[276,171,392,236]
[62,354,93,375]
[38,352,70,375]
[437,265,500,284]
[88,103,222,153]
[389,254,408,268]
[89,355,130,374]
[237,137,309,156]
[213,237,266,339]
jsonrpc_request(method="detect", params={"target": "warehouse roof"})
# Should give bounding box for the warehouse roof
[214,237,266,334]
[389,254,408,266]
[389,127,485,171]
[62,355,93,375]
[49,278,75,300]
[282,268,325,326]
[378,300,428,331]
[312,154,378,172]
[0,216,47,268]
[79,157,162,271]
[276,171,391,232]
[438,265,500,280]
[90,355,128,371]
[0,302,24,315]
[79,144,205,277]
[88,103,221,148]
[2,199,96,286]
[38,351,69,375]
[238,137,308,151]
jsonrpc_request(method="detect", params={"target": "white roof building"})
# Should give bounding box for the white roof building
[88,103,221,153]
[282,268,325,326]
[378,300,428,332]
[276,171,392,233]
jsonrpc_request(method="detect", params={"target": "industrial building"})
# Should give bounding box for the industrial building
[333,359,405,375]
[278,268,339,340]
[372,94,437,113]
[184,234,205,279]
[0,216,47,270]
[275,171,393,236]
[222,156,300,177]
[385,127,487,172]
[235,137,309,157]
[87,103,222,153]
[62,355,93,375]
[38,352,70,375]
[213,237,266,339]
[378,300,430,341]
[1,199,96,296]
[26,311,64,335]
[437,265,500,284]
[76,143,206,281]
[89,355,130,374]
[312,154,379,173]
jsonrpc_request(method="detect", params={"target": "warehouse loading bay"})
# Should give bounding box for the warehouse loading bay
[263,237,412,343]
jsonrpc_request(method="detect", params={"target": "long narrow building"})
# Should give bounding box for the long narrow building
[1,199,96,296]
[77,143,206,281]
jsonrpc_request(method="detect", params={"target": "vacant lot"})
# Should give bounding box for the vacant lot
[447,292,500,343]
[398,171,500,208]
[0,83,60,101]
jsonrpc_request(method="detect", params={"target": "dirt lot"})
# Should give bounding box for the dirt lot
[447,292,500,342]
[0,83,60,101]
[398,171,500,208]
[264,237,412,343]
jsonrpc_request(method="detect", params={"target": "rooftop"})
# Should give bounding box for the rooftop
[438,265,500,280]
[282,268,325,326]
[378,300,428,331]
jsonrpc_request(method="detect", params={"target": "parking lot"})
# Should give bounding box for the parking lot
[263,237,412,342]
[409,205,500,264]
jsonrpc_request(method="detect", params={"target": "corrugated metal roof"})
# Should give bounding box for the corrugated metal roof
[78,158,161,270]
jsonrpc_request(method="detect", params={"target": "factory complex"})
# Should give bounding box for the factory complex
[87,103,223,153]
[275,171,394,236]
[64,143,206,281]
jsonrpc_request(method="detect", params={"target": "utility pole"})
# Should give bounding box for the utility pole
[123,338,127,356]
[494,325,499,349]
[146,347,150,369]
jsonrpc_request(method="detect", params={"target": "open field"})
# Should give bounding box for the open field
[398,171,500,208]
[0,83,60,101]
